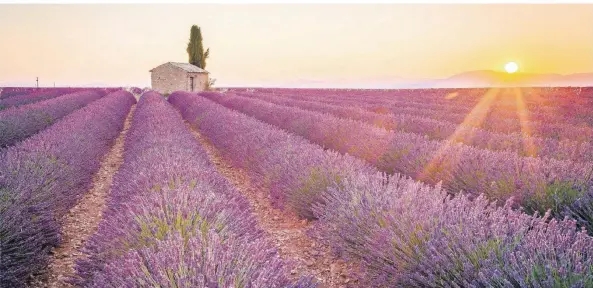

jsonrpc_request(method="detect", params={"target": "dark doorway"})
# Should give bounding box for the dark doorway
[190,77,195,92]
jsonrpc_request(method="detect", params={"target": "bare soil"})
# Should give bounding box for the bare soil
[188,124,360,288]
[29,106,135,288]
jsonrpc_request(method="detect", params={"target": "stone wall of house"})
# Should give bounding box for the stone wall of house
[151,64,209,94]
[151,64,187,95]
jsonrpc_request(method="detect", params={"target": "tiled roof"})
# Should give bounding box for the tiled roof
[150,62,209,73]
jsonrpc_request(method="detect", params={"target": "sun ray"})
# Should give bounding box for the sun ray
[420,87,501,183]
[513,87,537,157]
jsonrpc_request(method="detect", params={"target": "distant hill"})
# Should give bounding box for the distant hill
[421,70,593,88]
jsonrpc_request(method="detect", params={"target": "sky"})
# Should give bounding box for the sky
[0,4,592,87]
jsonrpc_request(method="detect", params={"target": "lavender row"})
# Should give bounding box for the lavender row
[201,92,593,220]
[170,92,593,287]
[244,89,593,141]
[0,91,135,287]
[0,88,81,110]
[0,90,105,148]
[239,91,593,162]
[73,92,313,287]
[0,87,38,99]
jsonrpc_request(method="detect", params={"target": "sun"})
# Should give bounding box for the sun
[505,62,519,74]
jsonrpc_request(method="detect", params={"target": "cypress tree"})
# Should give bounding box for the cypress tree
[186,25,209,69]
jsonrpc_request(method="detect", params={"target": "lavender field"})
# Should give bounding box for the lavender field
[1,87,593,287]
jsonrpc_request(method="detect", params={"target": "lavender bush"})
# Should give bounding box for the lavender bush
[318,172,593,287]
[88,231,313,288]
[73,92,313,288]
[0,89,106,148]
[0,90,135,287]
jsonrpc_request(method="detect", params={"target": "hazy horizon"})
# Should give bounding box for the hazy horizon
[1,4,592,88]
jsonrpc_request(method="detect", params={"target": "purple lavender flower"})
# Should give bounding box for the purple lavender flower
[0,89,107,148]
[0,90,135,287]
[74,92,313,287]
[170,91,593,287]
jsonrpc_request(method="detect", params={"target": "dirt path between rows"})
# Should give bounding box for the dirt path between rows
[188,124,360,288]
[29,105,135,288]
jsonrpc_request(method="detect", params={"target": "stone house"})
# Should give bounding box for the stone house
[149,62,209,94]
